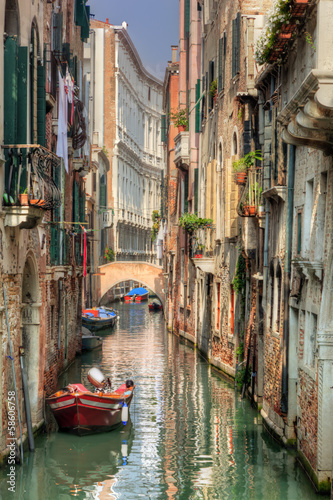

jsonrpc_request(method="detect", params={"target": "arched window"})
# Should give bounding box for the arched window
[232,131,238,156]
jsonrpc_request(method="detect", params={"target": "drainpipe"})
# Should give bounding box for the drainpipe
[19,349,35,451]
[281,144,295,413]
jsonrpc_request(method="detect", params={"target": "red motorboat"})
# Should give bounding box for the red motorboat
[47,368,135,436]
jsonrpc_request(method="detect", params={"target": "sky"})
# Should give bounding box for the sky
[87,0,179,81]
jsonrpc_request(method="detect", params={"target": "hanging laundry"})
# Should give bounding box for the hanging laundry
[66,68,75,125]
[56,70,69,172]
[156,222,164,260]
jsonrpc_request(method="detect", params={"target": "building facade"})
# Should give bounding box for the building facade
[86,20,163,273]
[163,0,333,493]
[0,0,89,460]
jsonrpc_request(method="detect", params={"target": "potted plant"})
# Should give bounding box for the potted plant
[18,188,28,206]
[233,150,262,184]
[170,108,188,132]
[210,79,218,102]
[195,244,205,258]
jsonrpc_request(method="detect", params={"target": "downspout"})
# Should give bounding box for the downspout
[58,280,63,350]
[281,144,295,413]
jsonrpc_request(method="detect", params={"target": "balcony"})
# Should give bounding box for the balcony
[237,168,263,217]
[190,226,216,274]
[174,131,189,170]
[1,145,61,229]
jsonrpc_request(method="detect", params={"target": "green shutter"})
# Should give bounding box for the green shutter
[184,172,189,213]
[75,0,86,26]
[81,5,90,41]
[194,168,199,214]
[4,37,18,145]
[73,180,79,222]
[297,213,302,254]
[195,79,200,133]
[17,46,28,144]
[52,12,63,53]
[223,33,226,89]
[37,63,46,146]
[184,0,190,37]
[161,114,166,142]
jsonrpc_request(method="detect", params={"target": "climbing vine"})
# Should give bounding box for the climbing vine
[151,210,161,242]
[232,253,246,294]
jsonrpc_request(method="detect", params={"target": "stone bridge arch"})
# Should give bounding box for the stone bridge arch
[97,261,165,308]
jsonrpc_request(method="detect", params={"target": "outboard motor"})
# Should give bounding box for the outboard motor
[87,367,105,389]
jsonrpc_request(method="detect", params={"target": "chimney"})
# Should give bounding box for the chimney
[171,45,178,64]
[106,18,109,24]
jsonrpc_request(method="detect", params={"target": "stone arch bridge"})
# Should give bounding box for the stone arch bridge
[97,261,165,308]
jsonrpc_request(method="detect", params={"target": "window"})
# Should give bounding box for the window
[297,213,302,254]
[316,172,328,261]
[269,262,274,329]
[303,179,314,254]
[195,79,201,133]
[304,312,317,368]
[218,33,226,92]
[148,86,151,101]
[276,264,282,332]
[232,13,241,78]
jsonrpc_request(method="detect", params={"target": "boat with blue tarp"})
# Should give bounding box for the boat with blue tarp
[82,307,117,331]
[124,287,149,302]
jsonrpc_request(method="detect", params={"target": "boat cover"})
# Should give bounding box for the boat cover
[126,287,148,296]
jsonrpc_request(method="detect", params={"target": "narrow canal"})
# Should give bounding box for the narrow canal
[1,302,326,499]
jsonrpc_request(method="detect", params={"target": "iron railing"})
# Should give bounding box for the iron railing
[190,226,216,258]
[237,168,262,217]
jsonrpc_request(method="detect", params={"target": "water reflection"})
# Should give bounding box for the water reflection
[0,302,327,499]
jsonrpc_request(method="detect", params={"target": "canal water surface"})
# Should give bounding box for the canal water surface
[0,302,326,499]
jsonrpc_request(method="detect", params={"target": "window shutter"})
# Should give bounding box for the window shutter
[81,5,90,42]
[218,37,223,92]
[17,46,28,145]
[52,12,63,53]
[161,114,166,142]
[195,79,200,133]
[37,63,46,147]
[223,33,226,89]
[4,37,18,145]
[184,0,190,38]
[75,0,85,26]
[236,12,241,75]
[184,172,189,213]
[194,168,199,214]
[232,18,236,78]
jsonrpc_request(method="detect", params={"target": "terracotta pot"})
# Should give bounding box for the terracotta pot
[235,172,247,184]
[243,205,250,216]
[249,205,256,216]
[18,194,28,206]
[29,199,45,207]
[178,125,186,133]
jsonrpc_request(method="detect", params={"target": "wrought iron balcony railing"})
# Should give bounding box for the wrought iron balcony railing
[190,226,216,258]
[2,145,62,211]
[237,168,262,217]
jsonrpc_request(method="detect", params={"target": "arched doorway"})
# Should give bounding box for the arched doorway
[21,254,40,421]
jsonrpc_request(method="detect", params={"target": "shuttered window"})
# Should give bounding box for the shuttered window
[37,63,46,146]
[52,12,63,53]
[194,168,199,214]
[218,34,226,92]
[195,79,200,133]
[161,114,166,142]
[232,13,241,78]
[184,0,190,38]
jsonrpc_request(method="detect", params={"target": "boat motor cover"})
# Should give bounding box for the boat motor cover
[87,367,105,389]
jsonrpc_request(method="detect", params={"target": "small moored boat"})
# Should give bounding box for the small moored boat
[148,300,162,311]
[124,287,149,302]
[47,368,135,436]
[82,307,116,331]
[82,327,103,351]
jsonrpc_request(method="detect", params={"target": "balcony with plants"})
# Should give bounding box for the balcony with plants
[172,108,189,169]
[255,0,310,66]
[2,146,62,229]
[179,212,216,273]
[237,168,263,218]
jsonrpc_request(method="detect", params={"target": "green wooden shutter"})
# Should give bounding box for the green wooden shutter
[4,37,18,145]
[195,79,200,133]
[297,213,302,254]
[37,63,46,146]
[194,168,199,214]
[161,114,166,142]
[184,0,190,38]
[17,46,28,144]
[81,5,90,41]
[75,0,86,26]
[223,33,226,89]
[184,172,189,213]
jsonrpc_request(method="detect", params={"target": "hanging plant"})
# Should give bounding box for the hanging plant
[170,108,188,129]
[179,212,213,234]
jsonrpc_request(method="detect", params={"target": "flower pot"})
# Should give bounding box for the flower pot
[29,199,45,207]
[235,172,247,184]
[243,205,250,216]
[178,125,186,133]
[249,205,256,216]
[194,254,203,258]
[18,194,28,206]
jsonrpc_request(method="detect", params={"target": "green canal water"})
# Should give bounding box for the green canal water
[0,302,326,499]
